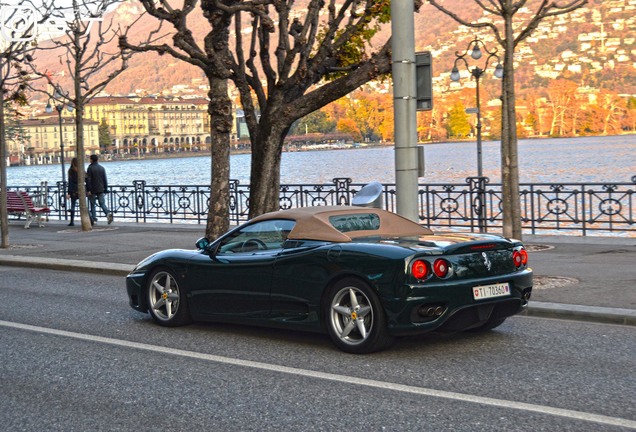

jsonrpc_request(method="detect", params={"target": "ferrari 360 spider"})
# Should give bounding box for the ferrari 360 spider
[126,206,533,353]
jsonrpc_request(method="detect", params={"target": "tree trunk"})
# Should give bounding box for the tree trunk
[501,14,522,240]
[205,75,232,240]
[248,123,285,219]
[549,106,557,136]
[0,85,9,248]
[73,91,91,231]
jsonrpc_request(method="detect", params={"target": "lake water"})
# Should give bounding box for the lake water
[5,135,636,186]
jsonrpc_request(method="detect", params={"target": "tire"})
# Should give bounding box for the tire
[146,267,191,327]
[468,317,507,332]
[324,278,394,354]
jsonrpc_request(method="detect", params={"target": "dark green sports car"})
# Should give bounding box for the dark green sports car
[126,206,533,353]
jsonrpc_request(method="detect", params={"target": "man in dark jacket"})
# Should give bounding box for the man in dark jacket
[86,154,113,225]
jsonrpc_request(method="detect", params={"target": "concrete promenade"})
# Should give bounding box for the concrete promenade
[1,220,635,326]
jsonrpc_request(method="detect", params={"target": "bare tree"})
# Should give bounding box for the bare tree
[428,0,587,240]
[0,0,56,248]
[546,78,578,136]
[597,89,624,135]
[120,0,277,239]
[230,0,405,218]
[30,0,130,231]
[121,0,417,233]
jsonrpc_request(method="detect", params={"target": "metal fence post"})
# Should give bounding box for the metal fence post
[133,180,146,223]
[467,176,488,232]
[333,178,352,205]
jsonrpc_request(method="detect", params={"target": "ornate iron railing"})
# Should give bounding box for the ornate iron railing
[8,176,636,236]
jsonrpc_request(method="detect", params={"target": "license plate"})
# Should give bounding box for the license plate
[473,282,510,300]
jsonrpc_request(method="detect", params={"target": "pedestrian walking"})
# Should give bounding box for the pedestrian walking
[66,157,79,226]
[86,154,113,225]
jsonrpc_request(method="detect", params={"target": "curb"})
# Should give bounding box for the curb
[1,256,635,327]
[0,255,133,277]
[522,301,636,326]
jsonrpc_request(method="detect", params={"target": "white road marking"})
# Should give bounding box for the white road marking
[2,319,635,429]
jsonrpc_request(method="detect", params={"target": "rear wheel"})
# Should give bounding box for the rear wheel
[325,278,394,354]
[147,268,191,327]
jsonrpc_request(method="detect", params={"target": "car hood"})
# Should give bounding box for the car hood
[134,248,201,271]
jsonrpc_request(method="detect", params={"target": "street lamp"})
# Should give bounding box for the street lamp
[450,37,503,232]
[450,37,503,177]
[46,88,74,219]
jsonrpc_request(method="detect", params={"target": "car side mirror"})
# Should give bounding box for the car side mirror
[196,237,210,250]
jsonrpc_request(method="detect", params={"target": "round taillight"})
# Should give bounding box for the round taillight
[433,259,449,278]
[412,259,429,280]
[513,251,522,267]
[520,248,528,265]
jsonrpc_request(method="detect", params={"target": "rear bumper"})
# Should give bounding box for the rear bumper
[436,297,526,332]
[384,268,533,336]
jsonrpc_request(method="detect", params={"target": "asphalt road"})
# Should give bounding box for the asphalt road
[1,267,634,431]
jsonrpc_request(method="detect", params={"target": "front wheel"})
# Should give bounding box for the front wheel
[147,268,191,327]
[324,278,394,354]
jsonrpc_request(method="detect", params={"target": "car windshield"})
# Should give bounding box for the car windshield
[217,219,296,254]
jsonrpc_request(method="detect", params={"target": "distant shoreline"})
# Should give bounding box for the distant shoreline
[97,142,392,164]
[99,132,635,163]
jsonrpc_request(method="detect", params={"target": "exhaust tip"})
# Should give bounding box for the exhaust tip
[417,304,446,318]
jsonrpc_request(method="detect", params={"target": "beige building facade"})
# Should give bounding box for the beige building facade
[85,96,211,154]
[7,117,99,166]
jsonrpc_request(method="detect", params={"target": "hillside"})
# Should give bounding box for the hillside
[30,0,635,99]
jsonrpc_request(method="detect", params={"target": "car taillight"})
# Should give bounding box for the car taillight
[433,258,450,278]
[513,248,528,268]
[411,259,429,280]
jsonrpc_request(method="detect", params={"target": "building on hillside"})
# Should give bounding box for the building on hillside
[6,117,99,167]
[84,96,213,155]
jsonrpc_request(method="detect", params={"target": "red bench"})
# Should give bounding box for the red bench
[7,190,51,229]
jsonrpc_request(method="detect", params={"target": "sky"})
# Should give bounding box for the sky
[0,0,119,44]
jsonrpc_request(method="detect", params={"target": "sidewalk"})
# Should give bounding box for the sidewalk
[1,220,635,326]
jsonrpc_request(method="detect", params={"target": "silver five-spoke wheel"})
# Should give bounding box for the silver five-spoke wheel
[325,278,394,354]
[147,268,191,326]
[330,287,374,345]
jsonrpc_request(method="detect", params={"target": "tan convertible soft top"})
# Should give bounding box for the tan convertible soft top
[250,206,433,243]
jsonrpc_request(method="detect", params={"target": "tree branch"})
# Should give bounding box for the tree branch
[427,0,503,45]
